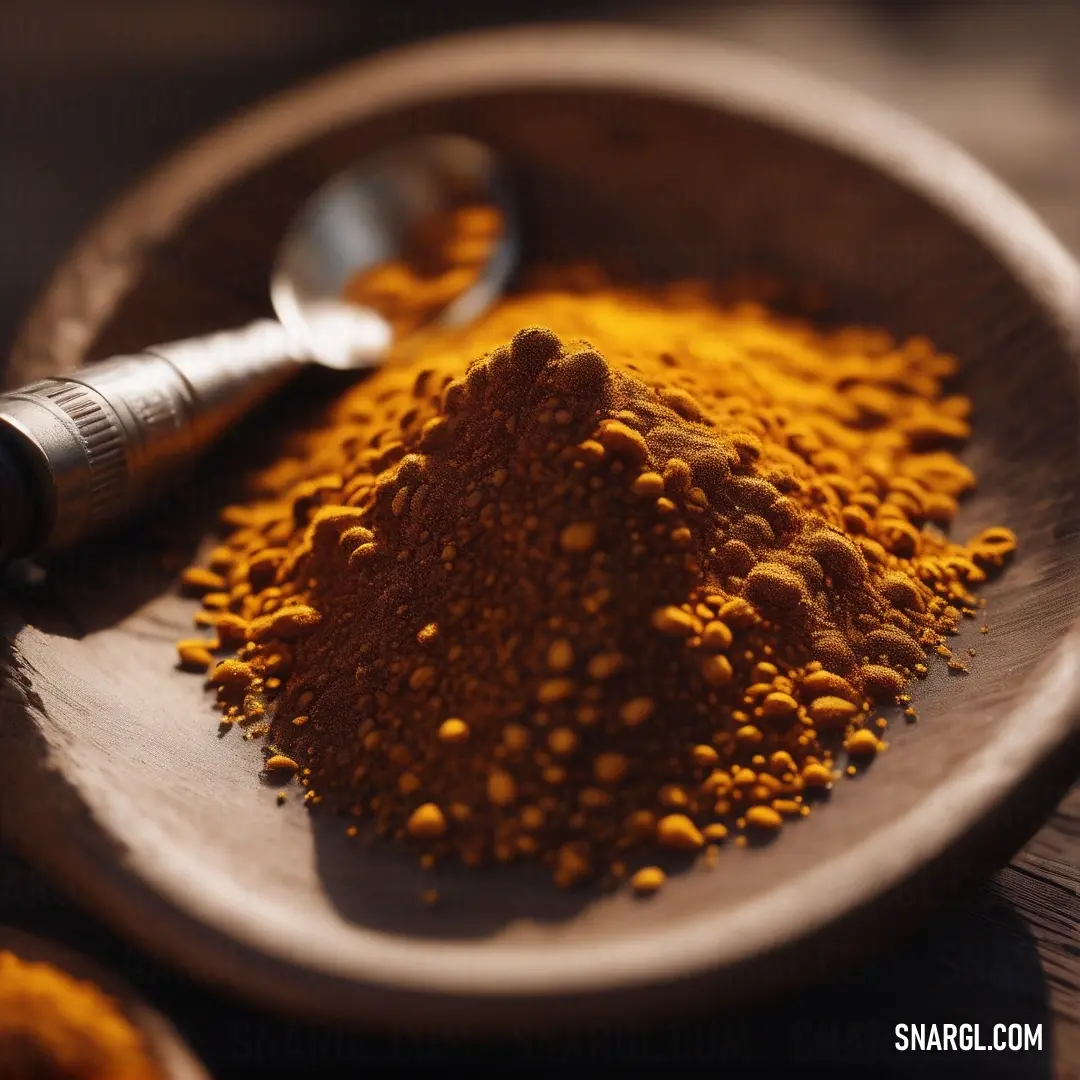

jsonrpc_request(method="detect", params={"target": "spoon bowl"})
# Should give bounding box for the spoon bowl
[271,134,516,370]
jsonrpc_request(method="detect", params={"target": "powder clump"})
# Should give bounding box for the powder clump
[181,271,1015,893]
[0,951,164,1080]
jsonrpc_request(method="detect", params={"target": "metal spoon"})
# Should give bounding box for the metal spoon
[0,135,515,565]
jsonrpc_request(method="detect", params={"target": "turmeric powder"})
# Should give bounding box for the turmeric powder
[0,951,162,1079]
[342,203,504,339]
[179,268,1015,895]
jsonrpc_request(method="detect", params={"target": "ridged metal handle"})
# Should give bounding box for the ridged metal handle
[0,319,305,563]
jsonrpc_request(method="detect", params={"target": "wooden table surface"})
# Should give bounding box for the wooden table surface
[1,3,1078,1077]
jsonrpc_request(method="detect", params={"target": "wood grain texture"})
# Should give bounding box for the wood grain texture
[1,24,1079,1059]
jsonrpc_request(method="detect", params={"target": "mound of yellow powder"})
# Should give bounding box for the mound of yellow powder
[180,274,1015,895]
[0,951,162,1080]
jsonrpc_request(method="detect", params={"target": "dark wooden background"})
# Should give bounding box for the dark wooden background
[1,2,1077,1076]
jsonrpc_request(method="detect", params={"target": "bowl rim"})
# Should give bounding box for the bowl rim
[7,21,1080,1020]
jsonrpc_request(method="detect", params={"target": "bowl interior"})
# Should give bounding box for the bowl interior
[2,73,1079,1024]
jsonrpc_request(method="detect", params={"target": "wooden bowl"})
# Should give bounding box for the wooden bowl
[0,928,208,1078]
[2,24,1079,1031]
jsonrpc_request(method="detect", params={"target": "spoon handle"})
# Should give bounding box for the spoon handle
[0,319,304,565]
